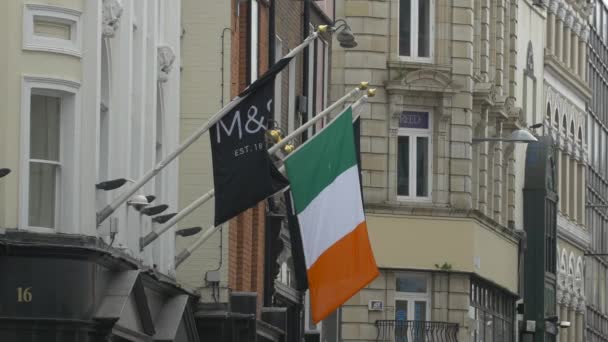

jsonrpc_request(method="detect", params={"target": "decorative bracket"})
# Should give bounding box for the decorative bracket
[157,45,176,82]
[102,0,124,38]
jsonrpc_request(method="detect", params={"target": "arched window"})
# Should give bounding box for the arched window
[578,127,583,143]
[554,110,559,127]
[99,39,110,182]
[562,116,567,133]
[570,120,575,137]
[546,103,551,120]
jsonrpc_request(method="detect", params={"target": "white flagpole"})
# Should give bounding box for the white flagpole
[174,92,372,267]
[96,31,321,226]
[141,84,371,250]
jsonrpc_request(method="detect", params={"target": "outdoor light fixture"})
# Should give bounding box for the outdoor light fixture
[331,19,358,48]
[140,204,169,216]
[558,321,571,328]
[0,168,11,179]
[127,195,149,210]
[175,226,203,237]
[472,129,538,144]
[96,178,128,191]
[529,123,543,129]
[145,195,156,203]
[152,213,177,224]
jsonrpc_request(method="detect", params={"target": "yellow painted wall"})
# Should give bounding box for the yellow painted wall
[177,0,231,295]
[0,0,82,229]
[367,214,519,292]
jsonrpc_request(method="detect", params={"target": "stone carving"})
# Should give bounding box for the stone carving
[549,0,560,14]
[102,0,124,38]
[580,27,590,42]
[565,12,575,28]
[557,3,567,20]
[572,20,581,35]
[526,41,534,73]
[584,0,596,17]
[157,45,176,82]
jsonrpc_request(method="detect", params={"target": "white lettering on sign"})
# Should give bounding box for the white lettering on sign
[215,99,272,144]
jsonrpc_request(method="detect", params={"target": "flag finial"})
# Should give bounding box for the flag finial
[358,82,369,90]
[367,88,377,97]
[317,25,329,33]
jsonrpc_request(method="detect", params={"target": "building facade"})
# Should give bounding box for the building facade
[585,1,608,341]
[0,0,199,340]
[542,1,592,342]
[329,0,557,341]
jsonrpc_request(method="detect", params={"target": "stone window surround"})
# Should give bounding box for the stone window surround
[22,3,83,58]
[394,272,432,321]
[395,110,433,202]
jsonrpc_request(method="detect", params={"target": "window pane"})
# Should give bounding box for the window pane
[399,0,411,56]
[29,163,56,228]
[418,0,431,57]
[30,95,60,161]
[398,136,410,196]
[395,300,408,342]
[414,301,426,320]
[396,273,427,292]
[416,137,429,197]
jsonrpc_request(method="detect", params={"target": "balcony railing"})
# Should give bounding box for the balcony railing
[375,320,459,342]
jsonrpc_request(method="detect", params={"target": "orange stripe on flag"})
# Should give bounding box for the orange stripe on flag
[307,221,379,323]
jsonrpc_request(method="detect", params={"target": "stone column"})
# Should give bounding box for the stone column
[479,107,489,214]
[578,157,586,226]
[570,150,577,220]
[559,294,568,342]
[575,302,584,342]
[480,0,490,81]
[494,120,503,223]
[571,20,580,74]
[568,301,576,342]
[508,0,518,97]
[495,0,506,95]
[507,147,516,225]
[564,12,573,67]
[556,4,566,61]
[547,0,558,54]
[580,28,589,81]
[561,150,570,216]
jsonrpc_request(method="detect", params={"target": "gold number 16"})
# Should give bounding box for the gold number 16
[17,287,32,302]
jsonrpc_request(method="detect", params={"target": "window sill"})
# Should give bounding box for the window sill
[19,226,55,234]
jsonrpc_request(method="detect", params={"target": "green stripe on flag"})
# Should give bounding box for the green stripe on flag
[284,107,357,214]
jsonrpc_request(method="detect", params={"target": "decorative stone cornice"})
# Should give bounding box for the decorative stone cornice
[157,45,176,82]
[102,0,123,38]
[584,1,596,17]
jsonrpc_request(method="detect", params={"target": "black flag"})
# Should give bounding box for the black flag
[210,60,291,226]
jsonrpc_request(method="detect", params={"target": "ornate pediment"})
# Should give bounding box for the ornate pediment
[386,68,456,94]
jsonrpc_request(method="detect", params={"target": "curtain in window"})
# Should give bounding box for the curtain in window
[29,95,60,228]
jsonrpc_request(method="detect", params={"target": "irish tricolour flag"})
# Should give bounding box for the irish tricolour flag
[284,107,379,323]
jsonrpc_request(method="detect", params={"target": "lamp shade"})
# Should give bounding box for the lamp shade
[508,129,538,143]
[0,168,11,178]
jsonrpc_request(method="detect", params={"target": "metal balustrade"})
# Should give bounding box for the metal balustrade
[375,320,459,342]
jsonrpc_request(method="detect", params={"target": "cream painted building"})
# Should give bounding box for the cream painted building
[330,0,558,341]
[542,1,592,342]
[0,1,198,340]
[175,0,231,301]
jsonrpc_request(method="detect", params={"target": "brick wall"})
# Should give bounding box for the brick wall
[228,0,270,317]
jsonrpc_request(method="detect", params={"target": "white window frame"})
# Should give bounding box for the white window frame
[274,36,283,130]
[23,4,82,57]
[287,54,297,134]
[394,272,431,321]
[20,76,81,233]
[250,0,259,82]
[398,0,434,63]
[396,110,433,202]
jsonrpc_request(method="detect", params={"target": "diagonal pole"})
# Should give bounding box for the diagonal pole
[174,92,372,267]
[96,31,321,226]
[141,84,370,250]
